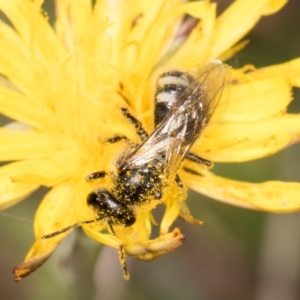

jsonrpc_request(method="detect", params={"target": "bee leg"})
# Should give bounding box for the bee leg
[105,135,131,143]
[185,152,212,167]
[107,221,116,235]
[104,135,138,149]
[119,244,130,280]
[175,174,184,188]
[86,171,107,182]
[120,107,148,142]
[107,221,130,280]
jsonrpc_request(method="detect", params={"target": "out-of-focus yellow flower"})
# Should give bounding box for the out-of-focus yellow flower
[0,0,299,281]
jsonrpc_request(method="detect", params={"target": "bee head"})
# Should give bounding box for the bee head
[87,189,136,227]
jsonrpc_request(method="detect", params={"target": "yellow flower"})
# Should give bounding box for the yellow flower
[0,0,299,281]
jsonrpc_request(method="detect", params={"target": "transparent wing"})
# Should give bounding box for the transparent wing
[123,60,231,177]
[187,59,232,122]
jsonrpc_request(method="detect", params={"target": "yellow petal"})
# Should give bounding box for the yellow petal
[179,201,204,225]
[83,225,120,249]
[124,227,185,261]
[160,182,187,234]
[0,128,58,161]
[13,180,79,281]
[115,212,152,244]
[0,20,43,95]
[211,0,287,58]
[223,75,292,122]
[127,0,186,76]
[0,0,65,66]
[83,212,153,249]
[33,181,79,237]
[0,88,42,129]
[54,0,92,49]
[219,40,250,62]
[160,198,180,235]
[0,149,82,210]
[250,57,300,87]
[182,169,300,212]
[13,239,56,282]
[10,148,83,187]
[194,114,300,162]
[0,161,39,210]
[166,1,216,68]
[208,0,287,58]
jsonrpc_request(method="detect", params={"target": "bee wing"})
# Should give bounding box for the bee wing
[124,60,231,177]
[187,59,231,122]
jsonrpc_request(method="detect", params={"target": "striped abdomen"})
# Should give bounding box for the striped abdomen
[154,70,194,126]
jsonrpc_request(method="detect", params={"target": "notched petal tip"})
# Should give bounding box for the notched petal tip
[124,227,185,261]
[13,251,52,282]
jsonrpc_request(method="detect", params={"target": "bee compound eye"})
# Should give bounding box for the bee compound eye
[87,189,136,227]
[86,191,99,208]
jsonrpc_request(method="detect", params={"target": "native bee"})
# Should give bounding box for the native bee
[42,59,230,278]
[83,59,230,231]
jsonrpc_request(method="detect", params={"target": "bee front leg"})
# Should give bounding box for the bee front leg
[86,171,107,183]
[105,135,131,143]
[120,107,148,142]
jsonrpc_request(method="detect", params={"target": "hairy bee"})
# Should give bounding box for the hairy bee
[84,59,230,231]
[42,59,230,278]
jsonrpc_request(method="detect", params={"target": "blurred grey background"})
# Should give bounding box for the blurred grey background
[0,1,300,299]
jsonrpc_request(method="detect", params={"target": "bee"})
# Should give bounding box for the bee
[42,59,230,278]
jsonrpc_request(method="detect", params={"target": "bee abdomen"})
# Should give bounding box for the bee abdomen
[154,70,194,126]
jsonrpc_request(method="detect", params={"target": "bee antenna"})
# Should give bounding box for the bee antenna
[41,219,98,239]
[42,219,130,279]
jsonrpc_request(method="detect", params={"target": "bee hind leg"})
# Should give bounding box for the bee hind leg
[185,153,212,167]
[175,174,184,188]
